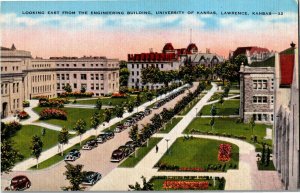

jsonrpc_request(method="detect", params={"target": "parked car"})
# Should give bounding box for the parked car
[4,175,31,191]
[96,134,108,143]
[82,171,102,185]
[118,145,134,156]
[125,141,137,149]
[82,140,98,150]
[111,149,124,162]
[114,124,125,133]
[144,108,152,115]
[64,149,81,161]
[105,131,115,139]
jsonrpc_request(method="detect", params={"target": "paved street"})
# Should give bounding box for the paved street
[1,83,196,191]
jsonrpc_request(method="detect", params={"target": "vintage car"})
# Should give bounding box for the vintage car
[64,149,81,161]
[144,108,152,115]
[125,141,138,149]
[4,175,31,191]
[96,134,109,143]
[111,146,133,162]
[82,140,98,150]
[114,124,126,133]
[105,131,115,139]
[82,171,102,185]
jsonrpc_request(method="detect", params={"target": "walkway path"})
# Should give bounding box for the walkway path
[11,84,189,171]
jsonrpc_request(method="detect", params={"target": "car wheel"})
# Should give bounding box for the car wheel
[26,182,31,188]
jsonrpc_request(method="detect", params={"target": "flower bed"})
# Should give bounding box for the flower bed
[111,92,127,98]
[18,111,29,119]
[32,95,48,100]
[39,108,67,120]
[59,91,94,98]
[163,180,209,190]
[218,144,232,162]
[39,98,68,108]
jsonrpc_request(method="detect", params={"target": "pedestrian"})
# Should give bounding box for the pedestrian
[155,144,158,153]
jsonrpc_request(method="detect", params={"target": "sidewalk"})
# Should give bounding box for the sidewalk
[12,84,188,171]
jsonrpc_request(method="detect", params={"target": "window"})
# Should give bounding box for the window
[81,74,87,80]
[66,74,69,80]
[253,96,268,104]
[95,74,99,80]
[271,114,274,121]
[91,64,93,67]
[132,64,134,68]
[142,64,144,68]
[161,64,164,68]
[82,64,85,67]
[91,74,94,80]
[108,74,111,80]
[96,64,98,67]
[66,64,69,67]
[81,84,87,90]
[73,74,77,79]
[137,71,139,76]
[56,64,59,67]
[271,96,274,104]
[57,74,60,80]
[74,64,77,67]
[253,80,268,90]
[132,78,134,83]
[91,83,94,90]
[132,71,134,76]
[16,83,19,93]
[74,83,77,89]
[57,83,60,89]
[96,83,99,90]
[137,78,140,83]
[101,83,104,90]
[61,74,65,80]
[271,78,274,90]
[62,64,65,67]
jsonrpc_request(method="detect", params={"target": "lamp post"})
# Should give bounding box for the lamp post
[165,138,170,155]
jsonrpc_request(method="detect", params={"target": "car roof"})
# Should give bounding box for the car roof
[12,175,27,180]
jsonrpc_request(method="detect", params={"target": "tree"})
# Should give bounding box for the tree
[80,86,86,93]
[58,127,69,156]
[91,112,101,135]
[249,116,255,135]
[129,125,139,144]
[210,118,215,130]
[127,102,134,113]
[129,176,154,191]
[114,106,125,118]
[183,74,193,84]
[261,143,266,165]
[119,61,130,87]
[63,83,72,93]
[73,119,87,146]
[135,93,142,106]
[266,146,271,166]
[30,135,43,168]
[104,109,113,130]
[1,139,22,173]
[62,163,86,191]
[146,92,153,101]
[210,105,217,117]
[95,98,102,110]
[218,96,224,106]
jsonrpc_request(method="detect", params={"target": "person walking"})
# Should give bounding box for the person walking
[155,144,159,153]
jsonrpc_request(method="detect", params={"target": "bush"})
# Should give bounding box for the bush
[22,101,30,107]
[59,91,94,98]
[39,108,67,120]
[1,121,22,140]
[39,98,68,108]
[18,111,29,119]
[32,95,48,100]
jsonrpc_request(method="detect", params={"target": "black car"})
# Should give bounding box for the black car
[4,176,31,191]
[118,145,134,157]
[114,124,126,133]
[125,141,137,149]
[82,171,102,185]
[82,140,98,150]
[144,108,152,115]
[105,131,115,139]
[96,134,108,143]
[64,149,81,161]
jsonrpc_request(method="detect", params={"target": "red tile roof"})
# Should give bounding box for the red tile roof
[232,46,270,58]
[279,54,295,87]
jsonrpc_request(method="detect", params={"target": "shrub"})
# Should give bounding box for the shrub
[39,108,67,120]
[111,92,127,98]
[18,111,29,119]
[39,98,67,108]
[22,101,30,107]
[1,121,22,140]
[32,95,48,100]
[59,91,94,98]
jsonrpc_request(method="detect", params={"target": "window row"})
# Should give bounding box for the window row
[1,66,19,72]
[131,63,167,69]
[32,63,51,68]
[56,63,118,68]
[252,96,268,104]
[253,80,267,90]
[253,113,273,122]
[1,84,8,95]
[131,71,140,76]
[57,73,118,81]
[12,99,20,110]
[32,74,53,82]
[57,82,118,90]
[12,83,19,93]
[32,84,54,94]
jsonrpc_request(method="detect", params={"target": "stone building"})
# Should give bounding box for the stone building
[230,46,274,64]
[239,61,275,124]
[52,56,119,96]
[273,44,299,190]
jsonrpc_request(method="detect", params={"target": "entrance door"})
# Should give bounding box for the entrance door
[1,102,8,118]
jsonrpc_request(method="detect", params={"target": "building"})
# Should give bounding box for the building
[53,56,119,96]
[1,45,30,118]
[0,45,119,118]
[127,42,223,90]
[230,46,274,64]
[239,57,275,124]
[273,44,299,190]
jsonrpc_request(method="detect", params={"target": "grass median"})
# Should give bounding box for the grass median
[118,137,162,168]
[158,117,182,133]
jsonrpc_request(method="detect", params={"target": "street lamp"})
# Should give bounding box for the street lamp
[165,138,170,155]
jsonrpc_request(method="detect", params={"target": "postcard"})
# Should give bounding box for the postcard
[0,0,299,191]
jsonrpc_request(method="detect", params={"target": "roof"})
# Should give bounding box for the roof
[232,46,270,58]
[186,43,198,52]
[250,56,275,67]
[1,47,10,50]
[163,43,174,51]
[279,53,295,87]
[188,53,224,63]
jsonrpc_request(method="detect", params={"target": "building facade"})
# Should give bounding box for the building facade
[273,45,299,190]
[230,46,274,64]
[127,42,223,90]
[0,45,119,118]
[53,56,119,96]
[239,64,275,124]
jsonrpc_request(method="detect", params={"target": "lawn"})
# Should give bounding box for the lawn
[30,136,95,170]
[33,107,103,129]
[156,138,239,172]
[158,118,182,133]
[75,95,137,106]
[209,92,223,102]
[149,176,225,190]
[12,125,65,161]
[119,138,162,167]
[200,99,240,116]
[184,117,272,148]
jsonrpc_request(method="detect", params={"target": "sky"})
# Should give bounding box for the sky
[0,0,298,60]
